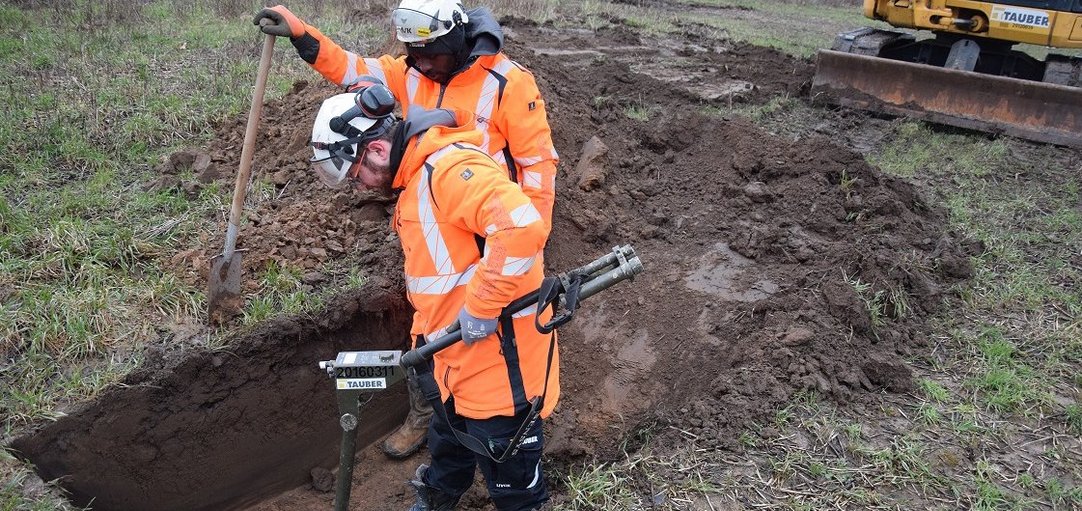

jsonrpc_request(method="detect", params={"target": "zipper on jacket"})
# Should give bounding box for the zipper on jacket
[436,83,447,107]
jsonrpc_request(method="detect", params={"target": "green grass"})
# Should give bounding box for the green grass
[710,96,802,121]
[851,105,1080,511]
[0,0,384,395]
[918,378,950,403]
[240,260,327,324]
[562,0,874,56]
[870,124,1081,383]
[562,462,638,510]
[0,0,392,506]
[624,104,655,121]
[1,447,82,511]
[668,0,872,57]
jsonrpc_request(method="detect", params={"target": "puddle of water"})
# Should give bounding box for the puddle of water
[533,45,651,57]
[685,242,778,302]
[631,60,756,100]
[698,80,756,100]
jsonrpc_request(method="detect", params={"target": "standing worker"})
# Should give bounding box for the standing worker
[309,86,558,510]
[254,0,559,460]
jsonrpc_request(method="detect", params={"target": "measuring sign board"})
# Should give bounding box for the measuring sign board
[320,350,405,392]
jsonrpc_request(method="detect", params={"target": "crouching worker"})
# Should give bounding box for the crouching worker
[309,83,559,511]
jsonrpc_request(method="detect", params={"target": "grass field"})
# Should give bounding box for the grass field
[0,0,392,506]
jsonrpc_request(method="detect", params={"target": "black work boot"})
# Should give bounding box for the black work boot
[382,373,434,459]
[407,464,460,511]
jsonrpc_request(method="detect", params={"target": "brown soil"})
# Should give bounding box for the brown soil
[11,15,976,511]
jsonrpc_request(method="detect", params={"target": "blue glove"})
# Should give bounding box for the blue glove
[458,308,498,345]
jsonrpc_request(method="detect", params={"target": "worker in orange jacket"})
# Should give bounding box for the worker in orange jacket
[255,0,559,459]
[309,85,558,510]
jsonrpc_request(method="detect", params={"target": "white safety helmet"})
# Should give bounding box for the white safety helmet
[392,0,469,44]
[310,83,396,187]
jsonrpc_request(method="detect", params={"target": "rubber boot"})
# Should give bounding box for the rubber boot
[381,371,434,459]
[407,464,460,511]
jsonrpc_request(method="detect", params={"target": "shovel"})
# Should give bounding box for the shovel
[208,32,275,325]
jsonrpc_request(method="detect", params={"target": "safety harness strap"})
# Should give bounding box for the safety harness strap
[413,317,556,463]
[497,316,529,411]
[535,272,583,334]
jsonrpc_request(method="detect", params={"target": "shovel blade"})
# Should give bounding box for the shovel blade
[207,252,244,325]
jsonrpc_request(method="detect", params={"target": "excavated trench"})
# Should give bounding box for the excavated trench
[11,283,413,511]
[11,18,983,511]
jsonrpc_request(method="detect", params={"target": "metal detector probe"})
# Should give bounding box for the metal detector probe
[317,244,644,511]
[401,244,643,367]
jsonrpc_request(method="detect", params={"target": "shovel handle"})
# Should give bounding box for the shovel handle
[223,33,275,258]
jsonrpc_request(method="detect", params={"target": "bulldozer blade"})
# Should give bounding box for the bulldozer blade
[812,50,1082,149]
[207,252,243,325]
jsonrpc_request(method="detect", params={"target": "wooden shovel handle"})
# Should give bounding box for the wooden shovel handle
[223,33,275,258]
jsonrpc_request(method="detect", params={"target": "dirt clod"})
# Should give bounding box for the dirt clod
[310,467,334,493]
[575,135,610,191]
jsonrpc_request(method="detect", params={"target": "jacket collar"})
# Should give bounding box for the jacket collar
[390,107,483,190]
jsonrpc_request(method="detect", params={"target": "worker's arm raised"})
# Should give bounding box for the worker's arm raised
[253,5,408,95]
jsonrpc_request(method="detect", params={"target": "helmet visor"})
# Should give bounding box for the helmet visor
[310,151,353,188]
[393,7,443,42]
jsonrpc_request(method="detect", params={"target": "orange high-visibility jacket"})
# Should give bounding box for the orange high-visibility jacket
[292,11,558,226]
[392,109,560,420]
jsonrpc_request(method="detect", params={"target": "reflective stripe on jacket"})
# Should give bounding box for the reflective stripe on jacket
[392,109,559,420]
[297,24,558,227]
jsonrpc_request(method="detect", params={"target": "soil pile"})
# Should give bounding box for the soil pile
[508,24,975,462]
[13,19,975,511]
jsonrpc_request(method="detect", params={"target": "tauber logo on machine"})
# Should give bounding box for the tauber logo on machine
[991,5,1051,30]
[336,378,387,390]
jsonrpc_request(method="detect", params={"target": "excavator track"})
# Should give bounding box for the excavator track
[812,29,1082,148]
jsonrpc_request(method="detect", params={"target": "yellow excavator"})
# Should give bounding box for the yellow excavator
[813,0,1082,147]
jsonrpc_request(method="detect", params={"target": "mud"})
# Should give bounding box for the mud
[11,280,413,510]
[12,14,975,511]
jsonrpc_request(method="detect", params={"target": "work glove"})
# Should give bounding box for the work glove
[458,308,498,346]
[253,5,306,38]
